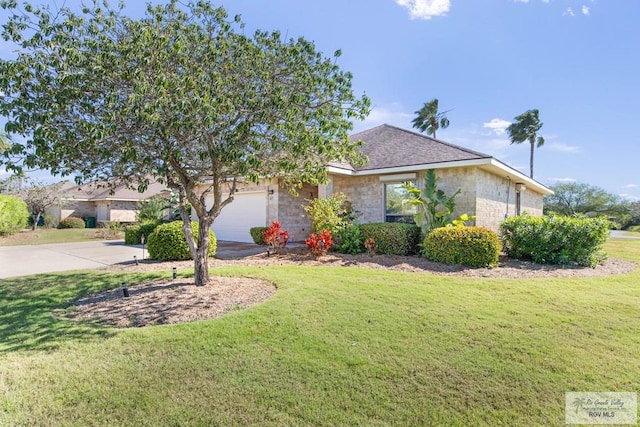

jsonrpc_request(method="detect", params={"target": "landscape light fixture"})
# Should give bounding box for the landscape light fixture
[122,281,129,298]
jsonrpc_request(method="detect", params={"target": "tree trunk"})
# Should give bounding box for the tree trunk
[31,212,41,231]
[529,140,535,178]
[193,218,211,286]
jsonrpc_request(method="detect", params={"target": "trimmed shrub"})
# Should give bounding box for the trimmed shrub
[147,221,216,261]
[0,195,29,236]
[305,230,332,256]
[58,217,86,229]
[424,226,501,268]
[359,222,421,256]
[335,223,364,254]
[250,226,268,245]
[124,220,162,245]
[500,214,609,267]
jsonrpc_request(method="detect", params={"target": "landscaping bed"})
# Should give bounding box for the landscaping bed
[68,249,636,328]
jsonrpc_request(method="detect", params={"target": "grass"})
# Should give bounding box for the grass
[0,228,120,246]
[0,239,639,425]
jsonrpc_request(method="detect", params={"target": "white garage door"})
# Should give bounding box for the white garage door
[211,192,267,242]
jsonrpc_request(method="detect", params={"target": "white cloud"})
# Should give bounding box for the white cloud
[395,0,450,20]
[545,142,580,153]
[619,193,640,201]
[581,5,590,15]
[563,7,575,16]
[548,177,577,183]
[622,184,638,189]
[483,118,511,136]
[353,103,413,132]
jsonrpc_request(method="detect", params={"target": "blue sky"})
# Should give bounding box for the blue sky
[1,0,639,200]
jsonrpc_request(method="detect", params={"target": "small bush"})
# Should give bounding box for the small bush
[500,214,609,267]
[335,223,364,254]
[424,226,501,268]
[305,230,332,256]
[0,195,28,236]
[41,213,56,229]
[124,220,162,245]
[263,221,288,253]
[58,217,86,229]
[303,193,349,234]
[250,226,268,245]
[147,221,216,260]
[359,223,421,256]
[96,221,124,239]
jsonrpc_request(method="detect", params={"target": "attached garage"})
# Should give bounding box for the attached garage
[210,191,267,242]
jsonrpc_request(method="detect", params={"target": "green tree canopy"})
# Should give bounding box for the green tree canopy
[543,182,622,217]
[0,0,370,285]
[506,109,544,179]
[17,178,64,231]
[411,98,450,139]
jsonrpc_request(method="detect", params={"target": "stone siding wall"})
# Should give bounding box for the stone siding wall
[473,169,544,232]
[276,182,316,242]
[433,167,478,223]
[59,200,95,221]
[520,187,544,217]
[332,174,385,223]
[327,167,545,234]
[108,200,138,222]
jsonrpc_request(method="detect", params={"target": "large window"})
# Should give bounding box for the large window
[385,183,416,223]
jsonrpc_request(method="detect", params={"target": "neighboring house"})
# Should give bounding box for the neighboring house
[47,180,170,226]
[208,124,553,243]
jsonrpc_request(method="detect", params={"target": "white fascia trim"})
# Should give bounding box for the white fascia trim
[485,159,554,195]
[353,158,493,176]
[326,166,355,176]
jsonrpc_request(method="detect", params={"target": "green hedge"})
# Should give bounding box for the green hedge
[359,223,420,256]
[0,195,28,236]
[250,226,268,245]
[424,226,501,268]
[125,220,163,245]
[500,214,609,267]
[58,217,86,229]
[147,221,216,260]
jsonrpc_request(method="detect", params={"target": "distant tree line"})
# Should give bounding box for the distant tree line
[544,182,640,229]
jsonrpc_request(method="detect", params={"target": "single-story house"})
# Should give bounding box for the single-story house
[47,180,170,226]
[208,124,553,242]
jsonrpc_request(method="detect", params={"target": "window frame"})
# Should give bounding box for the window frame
[384,181,417,224]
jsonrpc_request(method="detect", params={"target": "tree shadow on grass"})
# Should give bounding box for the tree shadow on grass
[0,271,154,354]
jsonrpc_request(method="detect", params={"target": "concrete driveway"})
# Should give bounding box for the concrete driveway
[0,240,265,279]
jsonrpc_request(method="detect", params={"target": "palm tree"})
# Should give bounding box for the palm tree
[506,109,545,178]
[412,98,451,139]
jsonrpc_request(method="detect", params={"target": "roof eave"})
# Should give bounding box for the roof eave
[327,158,554,195]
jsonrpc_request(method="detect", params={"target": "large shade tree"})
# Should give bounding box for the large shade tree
[411,98,450,139]
[543,182,622,217]
[506,109,545,179]
[17,179,64,230]
[0,0,370,285]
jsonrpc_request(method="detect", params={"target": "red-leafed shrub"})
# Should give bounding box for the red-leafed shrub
[305,230,332,256]
[364,237,378,256]
[263,221,289,253]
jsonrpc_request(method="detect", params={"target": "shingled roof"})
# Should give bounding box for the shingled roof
[350,124,491,171]
[59,180,170,201]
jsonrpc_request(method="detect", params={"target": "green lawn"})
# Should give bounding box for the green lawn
[1,239,639,426]
[0,228,120,246]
